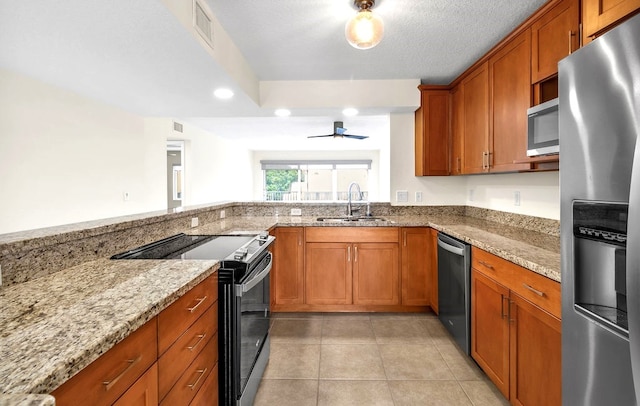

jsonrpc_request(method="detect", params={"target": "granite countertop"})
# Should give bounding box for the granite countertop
[0,214,559,404]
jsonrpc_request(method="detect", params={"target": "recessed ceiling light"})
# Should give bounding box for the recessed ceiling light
[275,109,291,117]
[214,88,234,99]
[342,108,359,116]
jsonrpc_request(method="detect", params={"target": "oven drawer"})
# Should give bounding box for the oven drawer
[158,304,218,400]
[158,273,218,354]
[160,335,219,406]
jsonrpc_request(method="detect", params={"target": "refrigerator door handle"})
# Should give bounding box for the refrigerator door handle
[627,138,640,402]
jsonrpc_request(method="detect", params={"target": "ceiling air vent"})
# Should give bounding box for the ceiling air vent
[173,121,184,133]
[193,0,213,48]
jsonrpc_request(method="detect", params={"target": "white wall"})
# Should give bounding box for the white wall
[388,113,560,220]
[0,69,254,234]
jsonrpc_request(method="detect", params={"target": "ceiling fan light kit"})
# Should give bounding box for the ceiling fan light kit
[345,0,384,50]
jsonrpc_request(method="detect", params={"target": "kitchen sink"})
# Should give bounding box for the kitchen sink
[316,216,389,222]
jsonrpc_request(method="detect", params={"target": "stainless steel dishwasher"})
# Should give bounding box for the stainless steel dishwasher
[437,232,471,354]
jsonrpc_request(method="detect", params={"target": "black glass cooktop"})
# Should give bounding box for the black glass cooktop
[111,233,255,260]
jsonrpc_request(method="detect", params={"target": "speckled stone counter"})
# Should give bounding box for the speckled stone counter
[0,210,559,404]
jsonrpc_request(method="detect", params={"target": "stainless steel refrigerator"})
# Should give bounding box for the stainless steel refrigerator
[559,13,640,406]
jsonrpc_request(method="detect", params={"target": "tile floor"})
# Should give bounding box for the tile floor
[254,312,509,406]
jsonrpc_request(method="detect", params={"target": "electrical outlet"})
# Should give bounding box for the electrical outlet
[415,191,423,203]
[220,210,226,219]
[396,190,409,203]
[290,208,302,216]
[191,217,199,228]
[123,191,130,201]
[469,189,475,202]
[514,191,521,206]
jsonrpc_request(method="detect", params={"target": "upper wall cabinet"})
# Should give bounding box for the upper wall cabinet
[489,29,532,173]
[583,0,640,43]
[461,62,489,174]
[531,0,580,83]
[450,85,464,176]
[415,86,450,176]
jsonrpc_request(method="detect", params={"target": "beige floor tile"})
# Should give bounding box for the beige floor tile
[460,380,510,406]
[317,380,394,406]
[319,344,386,380]
[270,318,323,344]
[254,379,318,406]
[322,312,372,320]
[436,341,485,381]
[372,318,432,344]
[379,344,455,380]
[272,312,325,319]
[388,380,474,406]
[263,343,320,379]
[322,318,376,344]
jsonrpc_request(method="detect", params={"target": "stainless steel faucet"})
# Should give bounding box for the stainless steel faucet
[347,181,362,217]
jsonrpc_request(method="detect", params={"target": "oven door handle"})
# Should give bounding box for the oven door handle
[238,252,273,295]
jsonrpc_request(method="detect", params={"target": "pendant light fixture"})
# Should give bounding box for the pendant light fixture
[345,0,384,50]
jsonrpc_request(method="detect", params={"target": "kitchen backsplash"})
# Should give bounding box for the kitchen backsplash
[0,202,559,288]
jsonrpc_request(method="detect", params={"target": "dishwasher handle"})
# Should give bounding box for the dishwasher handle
[437,235,466,256]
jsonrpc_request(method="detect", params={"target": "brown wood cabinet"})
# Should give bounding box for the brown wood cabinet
[462,62,490,174]
[471,247,561,405]
[400,228,431,306]
[273,227,305,306]
[415,86,450,176]
[429,228,439,313]
[305,242,353,305]
[531,0,580,83]
[353,242,400,305]
[583,0,640,43]
[489,29,532,173]
[450,85,464,176]
[113,364,158,406]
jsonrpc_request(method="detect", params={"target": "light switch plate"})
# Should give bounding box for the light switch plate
[514,191,521,206]
[290,208,302,216]
[220,210,226,219]
[396,190,409,203]
[415,191,423,203]
[191,217,199,227]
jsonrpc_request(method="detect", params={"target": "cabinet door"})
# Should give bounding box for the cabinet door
[400,228,431,306]
[273,227,305,305]
[305,242,352,305]
[531,0,580,83]
[489,29,532,173]
[583,0,640,42]
[450,85,464,176]
[471,270,510,398]
[509,293,562,406]
[353,242,400,305]
[429,228,439,313]
[462,62,489,174]
[415,87,450,176]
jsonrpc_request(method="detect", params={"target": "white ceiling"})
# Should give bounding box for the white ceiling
[0,0,546,151]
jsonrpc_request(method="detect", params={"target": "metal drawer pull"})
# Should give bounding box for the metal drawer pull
[478,261,494,270]
[348,246,351,262]
[187,368,208,390]
[102,355,142,391]
[500,295,506,319]
[187,296,207,313]
[354,246,358,262]
[523,283,545,297]
[186,334,207,352]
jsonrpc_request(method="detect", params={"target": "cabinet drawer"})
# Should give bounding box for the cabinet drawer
[160,335,218,406]
[510,266,561,319]
[305,227,399,243]
[472,247,515,281]
[158,304,218,400]
[113,363,158,406]
[158,274,218,354]
[52,318,158,406]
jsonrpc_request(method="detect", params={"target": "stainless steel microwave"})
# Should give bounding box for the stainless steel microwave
[527,98,559,156]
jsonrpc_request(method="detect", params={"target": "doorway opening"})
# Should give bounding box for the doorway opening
[167,141,184,210]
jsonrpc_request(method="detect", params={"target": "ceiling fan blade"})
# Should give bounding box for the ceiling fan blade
[307,134,335,138]
[344,134,369,139]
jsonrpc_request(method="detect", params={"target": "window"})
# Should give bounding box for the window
[261,160,371,201]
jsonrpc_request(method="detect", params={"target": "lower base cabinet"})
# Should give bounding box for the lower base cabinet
[471,247,561,406]
[51,274,219,406]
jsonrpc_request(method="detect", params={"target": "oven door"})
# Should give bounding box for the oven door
[235,251,272,405]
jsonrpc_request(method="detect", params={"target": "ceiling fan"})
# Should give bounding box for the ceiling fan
[307,121,369,140]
